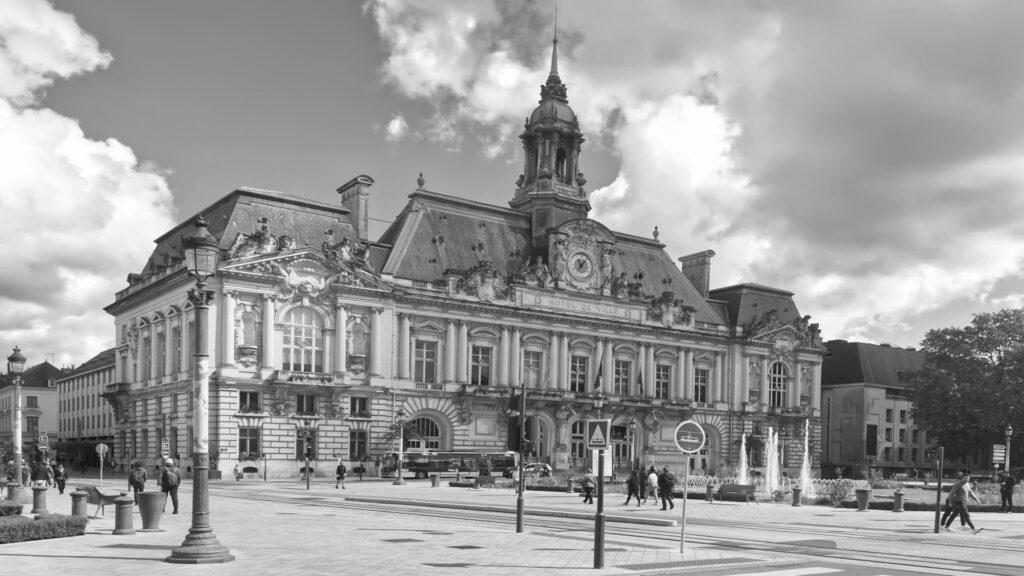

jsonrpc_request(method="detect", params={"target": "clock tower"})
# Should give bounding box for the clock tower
[510,33,591,245]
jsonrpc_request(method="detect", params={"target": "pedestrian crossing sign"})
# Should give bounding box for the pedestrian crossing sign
[586,419,612,449]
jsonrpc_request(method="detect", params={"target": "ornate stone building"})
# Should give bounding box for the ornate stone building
[104,38,827,478]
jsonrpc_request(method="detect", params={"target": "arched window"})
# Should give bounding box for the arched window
[555,147,567,181]
[407,417,440,450]
[282,307,324,373]
[769,362,788,408]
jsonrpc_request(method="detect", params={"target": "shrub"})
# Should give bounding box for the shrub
[0,501,24,517]
[0,513,88,544]
[825,478,857,506]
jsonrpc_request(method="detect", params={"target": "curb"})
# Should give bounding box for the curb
[343,496,679,527]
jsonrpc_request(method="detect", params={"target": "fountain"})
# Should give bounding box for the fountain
[765,426,780,493]
[738,433,749,483]
[800,419,812,495]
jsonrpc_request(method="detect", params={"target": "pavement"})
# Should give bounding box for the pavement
[2,472,1023,575]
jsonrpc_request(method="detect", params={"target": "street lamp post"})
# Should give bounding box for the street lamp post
[629,418,638,472]
[166,216,234,564]
[392,408,406,485]
[6,347,26,500]
[1007,425,1014,474]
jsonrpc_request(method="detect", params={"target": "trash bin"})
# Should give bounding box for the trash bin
[70,488,89,518]
[430,473,440,487]
[855,488,872,511]
[566,478,575,494]
[705,484,714,502]
[892,488,905,513]
[137,491,167,531]
[791,487,802,507]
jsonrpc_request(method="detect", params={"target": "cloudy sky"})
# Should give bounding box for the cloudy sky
[4,0,1024,367]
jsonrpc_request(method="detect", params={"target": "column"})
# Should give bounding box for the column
[164,316,174,376]
[673,348,684,400]
[510,329,521,389]
[221,290,236,367]
[634,344,645,396]
[792,361,802,408]
[371,308,384,377]
[559,332,569,391]
[335,305,348,373]
[603,339,613,395]
[261,295,276,370]
[547,333,559,390]
[683,348,694,400]
[811,362,822,414]
[759,356,770,405]
[645,345,655,398]
[445,320,456,384]
[457,321,469,384]
[149,325,158,379]
[738,352,749,406]
[713,352,723,404]
[499,327,510,386]
[398,314,410,380]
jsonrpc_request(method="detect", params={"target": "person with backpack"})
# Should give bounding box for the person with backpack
[52,463,68,495]
[160,458,181,514]
[128,461,147,504]
[335,461,347,489]
[944,474,983,534]
[624,470,642,506]
[658,466,676,511]
[580,468,596,504]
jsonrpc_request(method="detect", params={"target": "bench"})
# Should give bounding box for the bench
[81,485,126,517]
[711,483,758,505]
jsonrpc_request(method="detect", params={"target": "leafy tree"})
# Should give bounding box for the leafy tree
[906,309,1024,461]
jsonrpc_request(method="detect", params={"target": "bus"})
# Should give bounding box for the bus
[380,451,519,479]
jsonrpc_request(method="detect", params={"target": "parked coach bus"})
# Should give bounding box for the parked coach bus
[380,451,518,479]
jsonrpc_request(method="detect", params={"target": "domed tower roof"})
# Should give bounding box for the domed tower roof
[528,35,577,125]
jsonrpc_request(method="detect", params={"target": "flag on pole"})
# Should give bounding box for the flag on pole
[592,342,604,391]
[636,361,644,396]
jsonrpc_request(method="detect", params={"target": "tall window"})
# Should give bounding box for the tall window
[899,410,907,424]
[470,345,492,386]
[172,326,182,373]
[350,397,369,418]
[239,391,260,413]
[613,359,630,396]
[296,394,317,415]
[156,331,166,376]
[768,362,788,408]
[570,421,586,462]
[349,430,368,460]
[239,427,260,459]
[26,396,38,408]
[409,417,441,450]
[912,429,919,443]
[694,368,709,403]
[282,307,324,372]
[569,355,588,392]
[523,351,542,388]
[414,340,437,383]
[885,427,893,442]
[886,409,893,423]
[898,428,906,443]
[655,365,671,399]
[27,416,39,436]
[142,336,152,380]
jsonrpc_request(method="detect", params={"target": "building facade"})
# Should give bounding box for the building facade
[104,38,828,479]
[1,360,63,462]
[55,348,117,468]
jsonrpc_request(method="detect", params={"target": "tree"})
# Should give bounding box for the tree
[906,308,1024,461]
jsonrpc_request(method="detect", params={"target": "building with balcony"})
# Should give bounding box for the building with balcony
[1,359,63,462]
[103,36,828,479]
[54,348,117,468]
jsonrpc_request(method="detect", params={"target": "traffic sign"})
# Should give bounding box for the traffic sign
[674,420,706,454]
[40,443,49,452]
[161,438,171,458]
[96,443,109,456]
[38,431,48,444]
[586,419,611,450]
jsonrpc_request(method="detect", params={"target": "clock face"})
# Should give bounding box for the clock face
[569,251,595,281]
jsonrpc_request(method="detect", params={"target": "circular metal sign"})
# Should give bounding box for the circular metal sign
[673,420,706,454]
[96,443,109,456]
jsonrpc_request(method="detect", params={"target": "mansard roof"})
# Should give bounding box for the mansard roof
[57,348,116,381]
[822,340,925,388]
[709,282,804,333]
[0,361,66,389]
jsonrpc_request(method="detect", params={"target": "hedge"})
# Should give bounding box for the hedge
[0,502,24,517]
[0,513,88,544]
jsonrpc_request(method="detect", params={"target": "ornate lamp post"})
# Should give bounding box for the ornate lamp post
[392,408,406,485]
[629,417,638,472]
[6,347,26,499]
[166,216,234,564]
[1007,425,1014,474]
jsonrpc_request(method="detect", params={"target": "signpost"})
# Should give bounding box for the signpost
[674,420,706,554]
[161,438,172,459]
[587,418,611,569]
[96,443,109,487]
[993,443,1006,465]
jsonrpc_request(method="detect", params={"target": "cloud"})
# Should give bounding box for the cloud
[384,113,409,141]
[0,0,177,367]
[367,0,1024,347]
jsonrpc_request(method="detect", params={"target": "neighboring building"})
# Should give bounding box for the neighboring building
[103,37,828,479]
[1,359,64,461]
[821,340,932,479]
[55,348,117,468]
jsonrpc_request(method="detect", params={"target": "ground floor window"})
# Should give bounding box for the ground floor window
[349,430,367,460]
[239,427,260,460]
[407,417,441,450]
[570,421,586,467]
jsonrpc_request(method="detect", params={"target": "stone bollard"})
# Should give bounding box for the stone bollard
[855,488,872,511]
[566,478,575,494]
[6,481,27,502]
[31,485,48,514]
[70,487,89,518]
[705,484,714,502]
[113,492,136,535]
[892,488,905,513]
[791,487,803,507]
[137,491,167,531]
[430,474,440,488]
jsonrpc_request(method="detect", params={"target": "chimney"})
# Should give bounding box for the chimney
[677,250,716,297]
[336,175,375,242]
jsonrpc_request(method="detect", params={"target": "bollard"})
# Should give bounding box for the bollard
[137,491,167,531]
[112,492,136,535]
[31,485,48,514]
[6,481,26,503]
[70,487,89,518]
[705,484,714,502]
[791,487,802,507]
[855,489,872,511]
[430,474,440,488]
[566,478,575,494]
[892,488,905,513]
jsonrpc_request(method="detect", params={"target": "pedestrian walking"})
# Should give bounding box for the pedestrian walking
[335,461,347,489]
[624,470,641,506]
[160,458,181,514]
[944,474,983,534]
[52,463,67,494]
[128,461,147,504]
[1000,471,1016,513]
[658,466,676,510]
[644,466,659,505]
[233,462,243,482]
[581,468,596,504]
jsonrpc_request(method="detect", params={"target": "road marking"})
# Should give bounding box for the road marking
[729,569,843,576]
